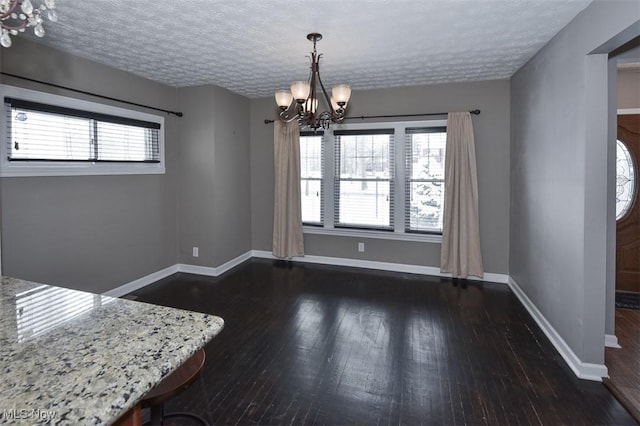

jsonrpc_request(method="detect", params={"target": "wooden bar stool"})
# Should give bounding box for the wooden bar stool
[140,348,208,426]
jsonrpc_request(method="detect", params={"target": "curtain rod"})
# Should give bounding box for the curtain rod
[0,72,184,117]
[263,109,480,124]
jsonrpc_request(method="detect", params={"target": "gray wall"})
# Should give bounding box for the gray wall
[0,40,252,291]
[618,69,640,108]
[177,86,251,267]
[251,80,510,275]
[0,38,180,293]
[510,1,640,365]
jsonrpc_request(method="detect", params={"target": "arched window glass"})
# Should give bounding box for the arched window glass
[616,139,636,220]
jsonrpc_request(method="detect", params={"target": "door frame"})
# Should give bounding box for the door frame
[603,35,640,349]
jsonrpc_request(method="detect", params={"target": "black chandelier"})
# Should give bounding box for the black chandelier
[274,33,352,130]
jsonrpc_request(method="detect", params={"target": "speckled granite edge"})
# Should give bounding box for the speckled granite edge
[0,276,224,425]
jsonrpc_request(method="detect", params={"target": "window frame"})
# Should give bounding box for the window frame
[300,131,324,226]
[404,126,448,235]
[0,84,165,177]
[334,128,395,231]
[302,119,446,243]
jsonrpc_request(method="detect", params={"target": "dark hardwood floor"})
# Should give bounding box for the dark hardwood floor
[606,307,640,421]
[129,259,636,425]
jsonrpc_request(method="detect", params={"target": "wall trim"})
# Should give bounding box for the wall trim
[303,225,443,243]
[107,251,508,298]
[605,334,622,349]
[103,264,179,298]
[508,277,608,381]
[251,250,509,284]
[177,251,253,277]
[103,252,253,297]
[617,108,640,115]
[177,263,219,276]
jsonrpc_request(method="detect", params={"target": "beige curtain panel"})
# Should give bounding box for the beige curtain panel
[440,112,484,278]
[273,120,304,258]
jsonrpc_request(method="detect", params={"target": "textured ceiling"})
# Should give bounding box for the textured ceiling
[30,0,593,99]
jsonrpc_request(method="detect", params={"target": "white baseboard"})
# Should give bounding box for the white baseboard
[103,264,179,298]
[178,251,252,277]
[103,252,252,297]
[605,334,622,349]
[251,250,509,284]
[107,251,508,298]
[508,277,607,381]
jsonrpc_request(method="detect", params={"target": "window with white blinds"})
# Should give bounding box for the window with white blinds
[405,127,447,233]
[0,84,165,177]
[6,98,160,162]
[300,132,323,225]
[334,129,394,230]
[300,120,447,242]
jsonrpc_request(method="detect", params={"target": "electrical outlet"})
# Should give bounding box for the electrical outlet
[192,247,199,257]
[358,242,365,252]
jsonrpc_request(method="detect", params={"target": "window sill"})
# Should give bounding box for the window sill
[303,226,442,243]
[0,163,166,177]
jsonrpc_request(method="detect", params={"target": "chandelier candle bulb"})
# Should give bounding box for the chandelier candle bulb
[304,98,318,114]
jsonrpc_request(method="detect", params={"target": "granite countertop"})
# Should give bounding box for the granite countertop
[0,276,224,425]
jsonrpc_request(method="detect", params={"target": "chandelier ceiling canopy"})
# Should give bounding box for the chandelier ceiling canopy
[0,0,57,48]
[274,33,351,130]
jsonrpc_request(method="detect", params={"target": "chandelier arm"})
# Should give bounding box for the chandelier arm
[279,113,301,124]
[307,49,320,129]
[315,67,339,121]
[1,20,29,31]
[0,1,19,21]
[279,104,302,123]
[283,94,297,114]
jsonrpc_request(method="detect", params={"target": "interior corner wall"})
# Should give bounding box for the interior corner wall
[510,1,640,366]
[0,38,179,293]
[250,80,510,275]
[177,85,251,267]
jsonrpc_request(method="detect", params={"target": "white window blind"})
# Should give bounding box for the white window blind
[334,129,394,230]
[300,132,324,225]
[5,97,160,163]
[405,127,447,233]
